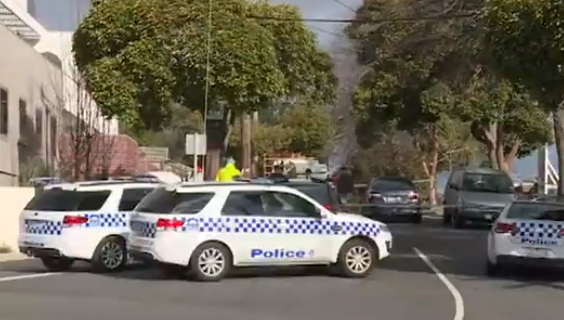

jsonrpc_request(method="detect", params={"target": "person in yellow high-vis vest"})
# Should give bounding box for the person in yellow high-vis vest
[215,158,242,182]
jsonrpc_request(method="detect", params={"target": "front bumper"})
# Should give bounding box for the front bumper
[364,204,420,220]
[459,208,501,222]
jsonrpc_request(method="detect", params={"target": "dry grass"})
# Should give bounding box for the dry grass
[0,243,12,254]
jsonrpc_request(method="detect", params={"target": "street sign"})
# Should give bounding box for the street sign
[185,134,207,156]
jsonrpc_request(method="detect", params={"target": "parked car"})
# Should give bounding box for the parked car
[443,167,516,228]
[363,177,422,223]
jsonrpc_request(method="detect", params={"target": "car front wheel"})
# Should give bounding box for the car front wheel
[336,239,377,278]
[189,242,232,282]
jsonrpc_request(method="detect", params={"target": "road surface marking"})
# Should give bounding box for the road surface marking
[414,247,464,320]
[392,253,451,260]
[0,273,60,282]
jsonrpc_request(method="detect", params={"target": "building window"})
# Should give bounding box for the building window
[50,116,57,161]
[0,88,8,135]
[19,99,27,136]
[35,108,43,147]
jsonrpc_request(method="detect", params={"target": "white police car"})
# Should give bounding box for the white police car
[128,182,392,282]
[487,200,564,275]
[19,181,158,272]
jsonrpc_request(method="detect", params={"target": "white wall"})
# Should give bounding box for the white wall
[0,187,35,250]
[0,23,63,185]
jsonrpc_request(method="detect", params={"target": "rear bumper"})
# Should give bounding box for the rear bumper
[496,255,564,269]
[19,247,63,258]
[459,209,500,222]
[364,204,420,220]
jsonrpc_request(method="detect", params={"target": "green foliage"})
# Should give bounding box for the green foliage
[279,101,335,157]
[73,0,336,131]
[482,0,564,107]
[230,101,334,157]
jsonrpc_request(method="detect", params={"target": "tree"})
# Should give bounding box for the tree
[229,101,334,158]
[57,70,111,181]
[459,78,552,172]
[482,0,564,194]
[278,100,335,158]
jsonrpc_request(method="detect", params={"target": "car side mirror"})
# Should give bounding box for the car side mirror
[449,183,459,190]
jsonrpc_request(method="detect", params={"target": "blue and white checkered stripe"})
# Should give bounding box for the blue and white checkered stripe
[76,213,128,228]
[129,217,380,239]
[516,221,564,239]
[24,220,62,235]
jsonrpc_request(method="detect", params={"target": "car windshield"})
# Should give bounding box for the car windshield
[461,173,514,193]
[507,202,564,221]
[371,179,414,192]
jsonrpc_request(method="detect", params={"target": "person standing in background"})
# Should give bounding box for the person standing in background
[215,157,242,182]
[333,166,354,204]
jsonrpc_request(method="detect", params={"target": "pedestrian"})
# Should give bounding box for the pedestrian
[215,157,242,182]
[334,166,354,204]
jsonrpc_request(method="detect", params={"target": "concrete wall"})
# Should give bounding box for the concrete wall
[0,24,62,186]
[0,187,35,251]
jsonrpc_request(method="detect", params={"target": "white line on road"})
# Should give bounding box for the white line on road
[0,272,60,282]
[414,247,464,320]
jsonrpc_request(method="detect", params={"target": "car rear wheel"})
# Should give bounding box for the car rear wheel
[486,260,501,277]
[188,242,232,282]
[91,236,127,273]
[336,239,377,278]
[41,256,74,272]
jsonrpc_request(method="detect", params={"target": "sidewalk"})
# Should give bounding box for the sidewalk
[0,252,29,262]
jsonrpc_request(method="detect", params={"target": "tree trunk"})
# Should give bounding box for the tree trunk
[504,140,521,173]
[552,105,564,198]
[495,123,508,173]
[428,127,440,205]
[240,112,252,176]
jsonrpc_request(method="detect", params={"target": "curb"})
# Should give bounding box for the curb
[0,253,30,262]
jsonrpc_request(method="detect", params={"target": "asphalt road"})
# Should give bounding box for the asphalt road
[1,218,563,320]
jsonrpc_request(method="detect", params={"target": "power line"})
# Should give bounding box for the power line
[331,0,356,13]
[248,12,476,24]
[309,25,344,38]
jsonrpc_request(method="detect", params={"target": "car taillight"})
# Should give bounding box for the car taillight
[494,222,518,235]
[63,215,89,225]
[156,218,185,229]
[324,204,333,210]
[560,229,564,236]
[410,192,419,201]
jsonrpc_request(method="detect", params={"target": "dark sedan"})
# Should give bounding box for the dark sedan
[362,177,422,223]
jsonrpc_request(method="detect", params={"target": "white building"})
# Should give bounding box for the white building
[0,0,117,185]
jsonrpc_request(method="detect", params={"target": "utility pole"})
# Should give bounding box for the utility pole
[241,112,252,176]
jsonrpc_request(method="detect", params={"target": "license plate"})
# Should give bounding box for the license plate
[525,248,549,258]
[484,214,492,220]
[387,197,401,203]
[26,219,46,226]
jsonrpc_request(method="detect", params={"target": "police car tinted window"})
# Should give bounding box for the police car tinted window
[119,188,154,211]
[222,192,265,216]
[24,189,111,211]
[507,202,564,221]
[134,188,214,214]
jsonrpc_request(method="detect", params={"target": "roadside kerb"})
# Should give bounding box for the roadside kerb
[0,253,30,262]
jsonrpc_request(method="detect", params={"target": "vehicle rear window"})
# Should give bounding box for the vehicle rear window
[507,202,564,221]
[370,179,415,192]
[24,188,111,211]
[292,185,331,203]
[134,188,214,214]
[461,172,514,193]
[119,188,154,211]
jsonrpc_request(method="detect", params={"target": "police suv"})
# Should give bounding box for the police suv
[487,200,564,275]
[19,181,158,272]
[128,182,392,282]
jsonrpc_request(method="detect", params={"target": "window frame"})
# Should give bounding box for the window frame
[0,87,8,135]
